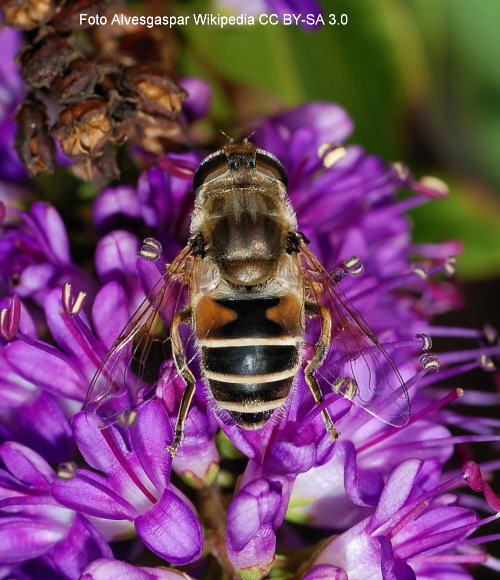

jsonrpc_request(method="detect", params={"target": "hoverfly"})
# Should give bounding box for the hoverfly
[86,139,410,455]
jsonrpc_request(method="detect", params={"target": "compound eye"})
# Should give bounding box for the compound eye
[256,151,288,187]
[193,151,227,191]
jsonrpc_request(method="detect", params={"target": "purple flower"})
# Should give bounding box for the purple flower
[0,441,111,579]
[0,99,498,579]
[180,77,212,122]
[94,152,198,258]
[0,202,95,305]
[81,558,195,579]
[52,401,203,565]
[214,102,475,576]
[305,458,499,579]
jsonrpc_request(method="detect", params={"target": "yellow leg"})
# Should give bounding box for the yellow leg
[304,302,339,441]
[167,309,196,457]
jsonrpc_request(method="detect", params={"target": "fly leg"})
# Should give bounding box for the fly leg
[305,301,339,441]
[167,308,196,457]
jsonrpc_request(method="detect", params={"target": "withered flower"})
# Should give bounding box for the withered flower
[20,33,74,89]
[121,64,187,118]
[52,58,99,105]
[132,110,184,154]
[73,142,119,185]
[1,0,55,30]
[51,98,112,157]
[14,98,56,176]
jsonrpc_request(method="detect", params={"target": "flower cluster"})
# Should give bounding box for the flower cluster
[0,52,498,579]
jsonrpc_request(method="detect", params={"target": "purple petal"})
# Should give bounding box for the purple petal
[0,442,54,488]
[370,459,423,531]
[378,536,416,580]
[49,515,112,580]
[4,340,86,401]
[71,413,121,474]
[81,558,193,579]
[16,391,74,463]
[95,230,140,283]
[16,263,57,297]
[227,478,283,551]
[275,102,353,149]
[91,282,130,350]
[173,439,219,488]
[303,565,348,580]
[340,440,383,507]
[227,526,276,579]
[92,186,141,232]
[180,77,212,120]
[30,203,70,264]
[0,27,24,99]
[51,469,138,520]
[44,287,95,365]
[0,519,65,563]
[135,488,202,565]
[129,399,173,491]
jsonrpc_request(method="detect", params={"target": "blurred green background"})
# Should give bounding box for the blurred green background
[177,0,500,282]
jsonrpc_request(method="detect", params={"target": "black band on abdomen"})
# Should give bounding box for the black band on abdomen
[202,345,298,376]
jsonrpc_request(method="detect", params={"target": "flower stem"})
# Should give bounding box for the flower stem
[196,484,234,579]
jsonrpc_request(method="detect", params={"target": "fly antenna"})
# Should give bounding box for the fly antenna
[220,130,234,143]
[243,130,256,143]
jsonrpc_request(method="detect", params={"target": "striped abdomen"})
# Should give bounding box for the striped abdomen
[195,295,302,428]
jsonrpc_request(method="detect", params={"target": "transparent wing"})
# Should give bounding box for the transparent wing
[85,245,197,427]
[299,244,411,427]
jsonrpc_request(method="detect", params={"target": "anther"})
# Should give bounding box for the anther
[139,237,162,261]
[317,143,347,168]
[323,147,347,168]
[420,353,440,372]
[57,461,77,480]
[444,256,457,277]
[0,295,21,341]
[62,283,86,316]
[118,409,138,427]
[479,354,496,372]
[412,265,428,279]
[343,256,364,276]
[418,175,449,198]
[416,332,433,352]
[483,324,498,345]
[392,161,410,181]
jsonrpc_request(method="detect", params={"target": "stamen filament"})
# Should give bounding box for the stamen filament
[101,428,157,504]
[357,389,462,454]
[409,553,487,564]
